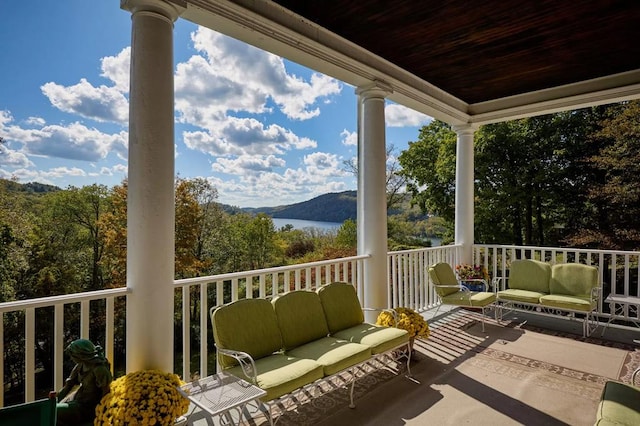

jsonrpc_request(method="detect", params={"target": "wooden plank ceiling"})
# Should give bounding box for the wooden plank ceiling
[271,0,640,105]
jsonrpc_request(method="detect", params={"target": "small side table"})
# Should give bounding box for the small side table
[601,294,640,342]
[178,372,266,426]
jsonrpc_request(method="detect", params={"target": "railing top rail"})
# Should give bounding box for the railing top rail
[174,254,371,287]
[474,244,640,257]
[388,244,460,256]
[0,287,130,313]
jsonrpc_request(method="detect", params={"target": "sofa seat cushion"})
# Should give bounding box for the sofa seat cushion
[441,291,496,307]
[539,294,595,312]
[227,354,324,402]
[332,323,409,354]
[595,381,640,426]
[497,289,546,305]
[286,336,371,376]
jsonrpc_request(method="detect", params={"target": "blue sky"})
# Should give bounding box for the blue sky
[0,1,431,207]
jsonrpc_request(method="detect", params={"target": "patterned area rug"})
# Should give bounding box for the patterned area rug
[209,311,640,426]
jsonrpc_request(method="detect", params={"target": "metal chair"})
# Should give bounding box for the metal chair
[428,262,497,331]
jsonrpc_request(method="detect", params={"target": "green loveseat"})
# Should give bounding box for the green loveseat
[496,259,600,336]
[211,282,411,421]
[595,367,640,425]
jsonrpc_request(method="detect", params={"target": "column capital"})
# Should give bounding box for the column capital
[121,0,185,22]
[451,123,479,135]
[356,80,393,99]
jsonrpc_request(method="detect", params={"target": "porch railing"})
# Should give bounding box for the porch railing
[3,244,640,406]
[474,244,640,324]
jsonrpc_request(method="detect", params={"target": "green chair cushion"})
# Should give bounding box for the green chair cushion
[317,282,364,334]
[441,291,496,307]
[272,291,330,350]
[286,337,371,376]
[211,299,283,369]
[509,259,551,293]
[595,381,640,426]
[550,263,598,296]
[539,294,595,312]
[497,289,547,304]
[428,263,460,296]
[332,323,409,354]
[228,354,324,401]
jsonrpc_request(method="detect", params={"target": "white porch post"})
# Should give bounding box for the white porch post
[356,82,391,321]
[452,124,478,264]
[122,0,182,372]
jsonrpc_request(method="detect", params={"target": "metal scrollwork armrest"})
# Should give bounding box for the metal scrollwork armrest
[492,277,508,291]
[215,345,258,385]
[591,286,601,303]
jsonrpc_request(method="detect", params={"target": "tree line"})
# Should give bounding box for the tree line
[399,100,640,251]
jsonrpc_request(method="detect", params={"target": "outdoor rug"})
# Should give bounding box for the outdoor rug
[188,310,640,426]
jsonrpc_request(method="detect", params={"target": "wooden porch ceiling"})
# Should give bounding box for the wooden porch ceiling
[272,0,640,105]
[175,0,640,123]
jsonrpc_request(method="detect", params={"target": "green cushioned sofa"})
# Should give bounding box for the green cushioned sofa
[211,282,411,422]
[496,259,600,337]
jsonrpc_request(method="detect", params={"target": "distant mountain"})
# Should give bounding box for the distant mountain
[244,191,357,222]
[0,179,61,194]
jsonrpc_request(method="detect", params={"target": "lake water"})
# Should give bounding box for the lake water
[272,217,442,247]
[272,218,342,231]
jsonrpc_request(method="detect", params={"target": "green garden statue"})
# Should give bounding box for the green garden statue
[56,339,113,426]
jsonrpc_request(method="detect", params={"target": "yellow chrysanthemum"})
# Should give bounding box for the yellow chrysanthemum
[94,369,190,425]
[376,307,430,339]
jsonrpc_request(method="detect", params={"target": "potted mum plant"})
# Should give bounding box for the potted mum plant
[376,307,429,352]
[94,369,190,425]
[455,263,489,292]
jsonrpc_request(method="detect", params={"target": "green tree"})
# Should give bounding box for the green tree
[335,219,357,248]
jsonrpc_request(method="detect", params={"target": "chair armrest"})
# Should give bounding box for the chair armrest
[363,307,398,326]
[590,286,601,302]
[435,284,469,293]
[632,367,640,386]
[215,345,258,385]
[492,277,508,291]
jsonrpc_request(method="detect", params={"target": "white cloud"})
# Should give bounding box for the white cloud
[100,47,131,92]
[0,111,128,162]
[183,116,316,156]
[40,48,131,125]
[212,154,285,174]
[25,116,46,126]
[0,144,34,168]
[175,27,341,126]
[385,104,432,127]
[341,129,357,146]
[41,79,129,124]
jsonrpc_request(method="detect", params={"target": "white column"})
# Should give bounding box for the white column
[356,82,391,321]
[122,0,183,373]
[452,124,478,264]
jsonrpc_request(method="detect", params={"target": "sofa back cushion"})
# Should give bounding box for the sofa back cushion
[550,263,598,296]
[509,259,551,293]
[211,298,283,368]
[317,282,365,334]
[428,263,460,296]
[272,291,330,350]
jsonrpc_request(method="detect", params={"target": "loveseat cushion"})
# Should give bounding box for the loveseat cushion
[539,294,595,312]
[441,291,496,307]
[227,354,324,401]
[508,259,551,293]
[211,299,283,369]
[272,291,330,350]
[428,263,460,297]
[285,336,371,376]
[550,263,598,297]
[317,282,365,334]
[332,323,409,354]
[497,289,547,305]
[595,381,640,426]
